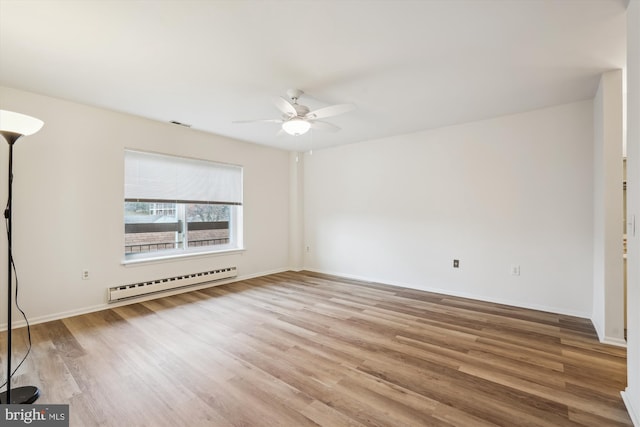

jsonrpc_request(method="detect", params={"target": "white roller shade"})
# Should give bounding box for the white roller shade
[125,150,242,205]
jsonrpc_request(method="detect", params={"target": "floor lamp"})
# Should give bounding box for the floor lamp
[0,110,43,404]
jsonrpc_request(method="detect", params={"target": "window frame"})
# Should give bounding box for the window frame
[123,150,244,263]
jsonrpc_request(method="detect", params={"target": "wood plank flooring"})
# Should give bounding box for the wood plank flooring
[1,271,632,426]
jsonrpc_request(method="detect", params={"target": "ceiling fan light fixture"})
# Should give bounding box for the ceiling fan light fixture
[282,118,311,136]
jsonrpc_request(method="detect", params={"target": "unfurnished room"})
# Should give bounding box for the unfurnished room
[0,0,639,426]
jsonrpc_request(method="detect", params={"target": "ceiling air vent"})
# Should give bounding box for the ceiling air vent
[170,120,192,128]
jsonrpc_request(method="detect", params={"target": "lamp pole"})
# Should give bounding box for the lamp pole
[5,136,16,405]
[0,110,43,404]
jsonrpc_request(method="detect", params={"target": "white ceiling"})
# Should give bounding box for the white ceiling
[0,0,627,151]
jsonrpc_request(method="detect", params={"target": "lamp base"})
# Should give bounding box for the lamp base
[0,386,40,404]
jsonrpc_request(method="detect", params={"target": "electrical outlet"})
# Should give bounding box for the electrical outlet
[453,259,459,268]
[511,265,520,276]
[82,269,90,280]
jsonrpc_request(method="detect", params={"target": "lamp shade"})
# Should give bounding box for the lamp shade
[0,110,44,136]
[282,118,311,136]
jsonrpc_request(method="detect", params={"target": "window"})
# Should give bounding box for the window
[124,150,243,261]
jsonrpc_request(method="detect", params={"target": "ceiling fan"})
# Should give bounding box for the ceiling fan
[233,89,355,136]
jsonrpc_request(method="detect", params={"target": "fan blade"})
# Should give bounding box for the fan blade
[273,97,298,117]
[276,128,286,137]
[305,103,355,120]
[232,119,283,124]
[310,120,341,132]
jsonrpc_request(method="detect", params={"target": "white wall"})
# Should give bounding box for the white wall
[623,1,640,424]
[0,86,291,327]
[592,70,625,345]
[304,100,594,317]
[288,152,304,271]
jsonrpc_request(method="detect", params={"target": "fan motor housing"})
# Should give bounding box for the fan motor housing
[294,104,310,116]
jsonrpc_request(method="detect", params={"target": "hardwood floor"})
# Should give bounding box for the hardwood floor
[1,271,632,426]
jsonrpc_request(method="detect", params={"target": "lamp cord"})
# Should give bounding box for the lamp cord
[1,197,33,391]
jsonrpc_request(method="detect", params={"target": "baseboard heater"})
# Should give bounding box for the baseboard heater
[108,267,237,302]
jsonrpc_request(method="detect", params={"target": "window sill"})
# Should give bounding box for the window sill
[122,247,245,267]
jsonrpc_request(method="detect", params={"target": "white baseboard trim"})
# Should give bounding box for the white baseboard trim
[602,337,628,348]
[2,303,112,331]
[591,317,628,347]
[591,316,605,342]
[237,267,290,281]
[303,267,592,319]
[0,267,291,331]
[622,390,640,427]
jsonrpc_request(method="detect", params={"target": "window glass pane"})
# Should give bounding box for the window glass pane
[124,202,182,254]
[186,204,229,222]
[186,204,230,248]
